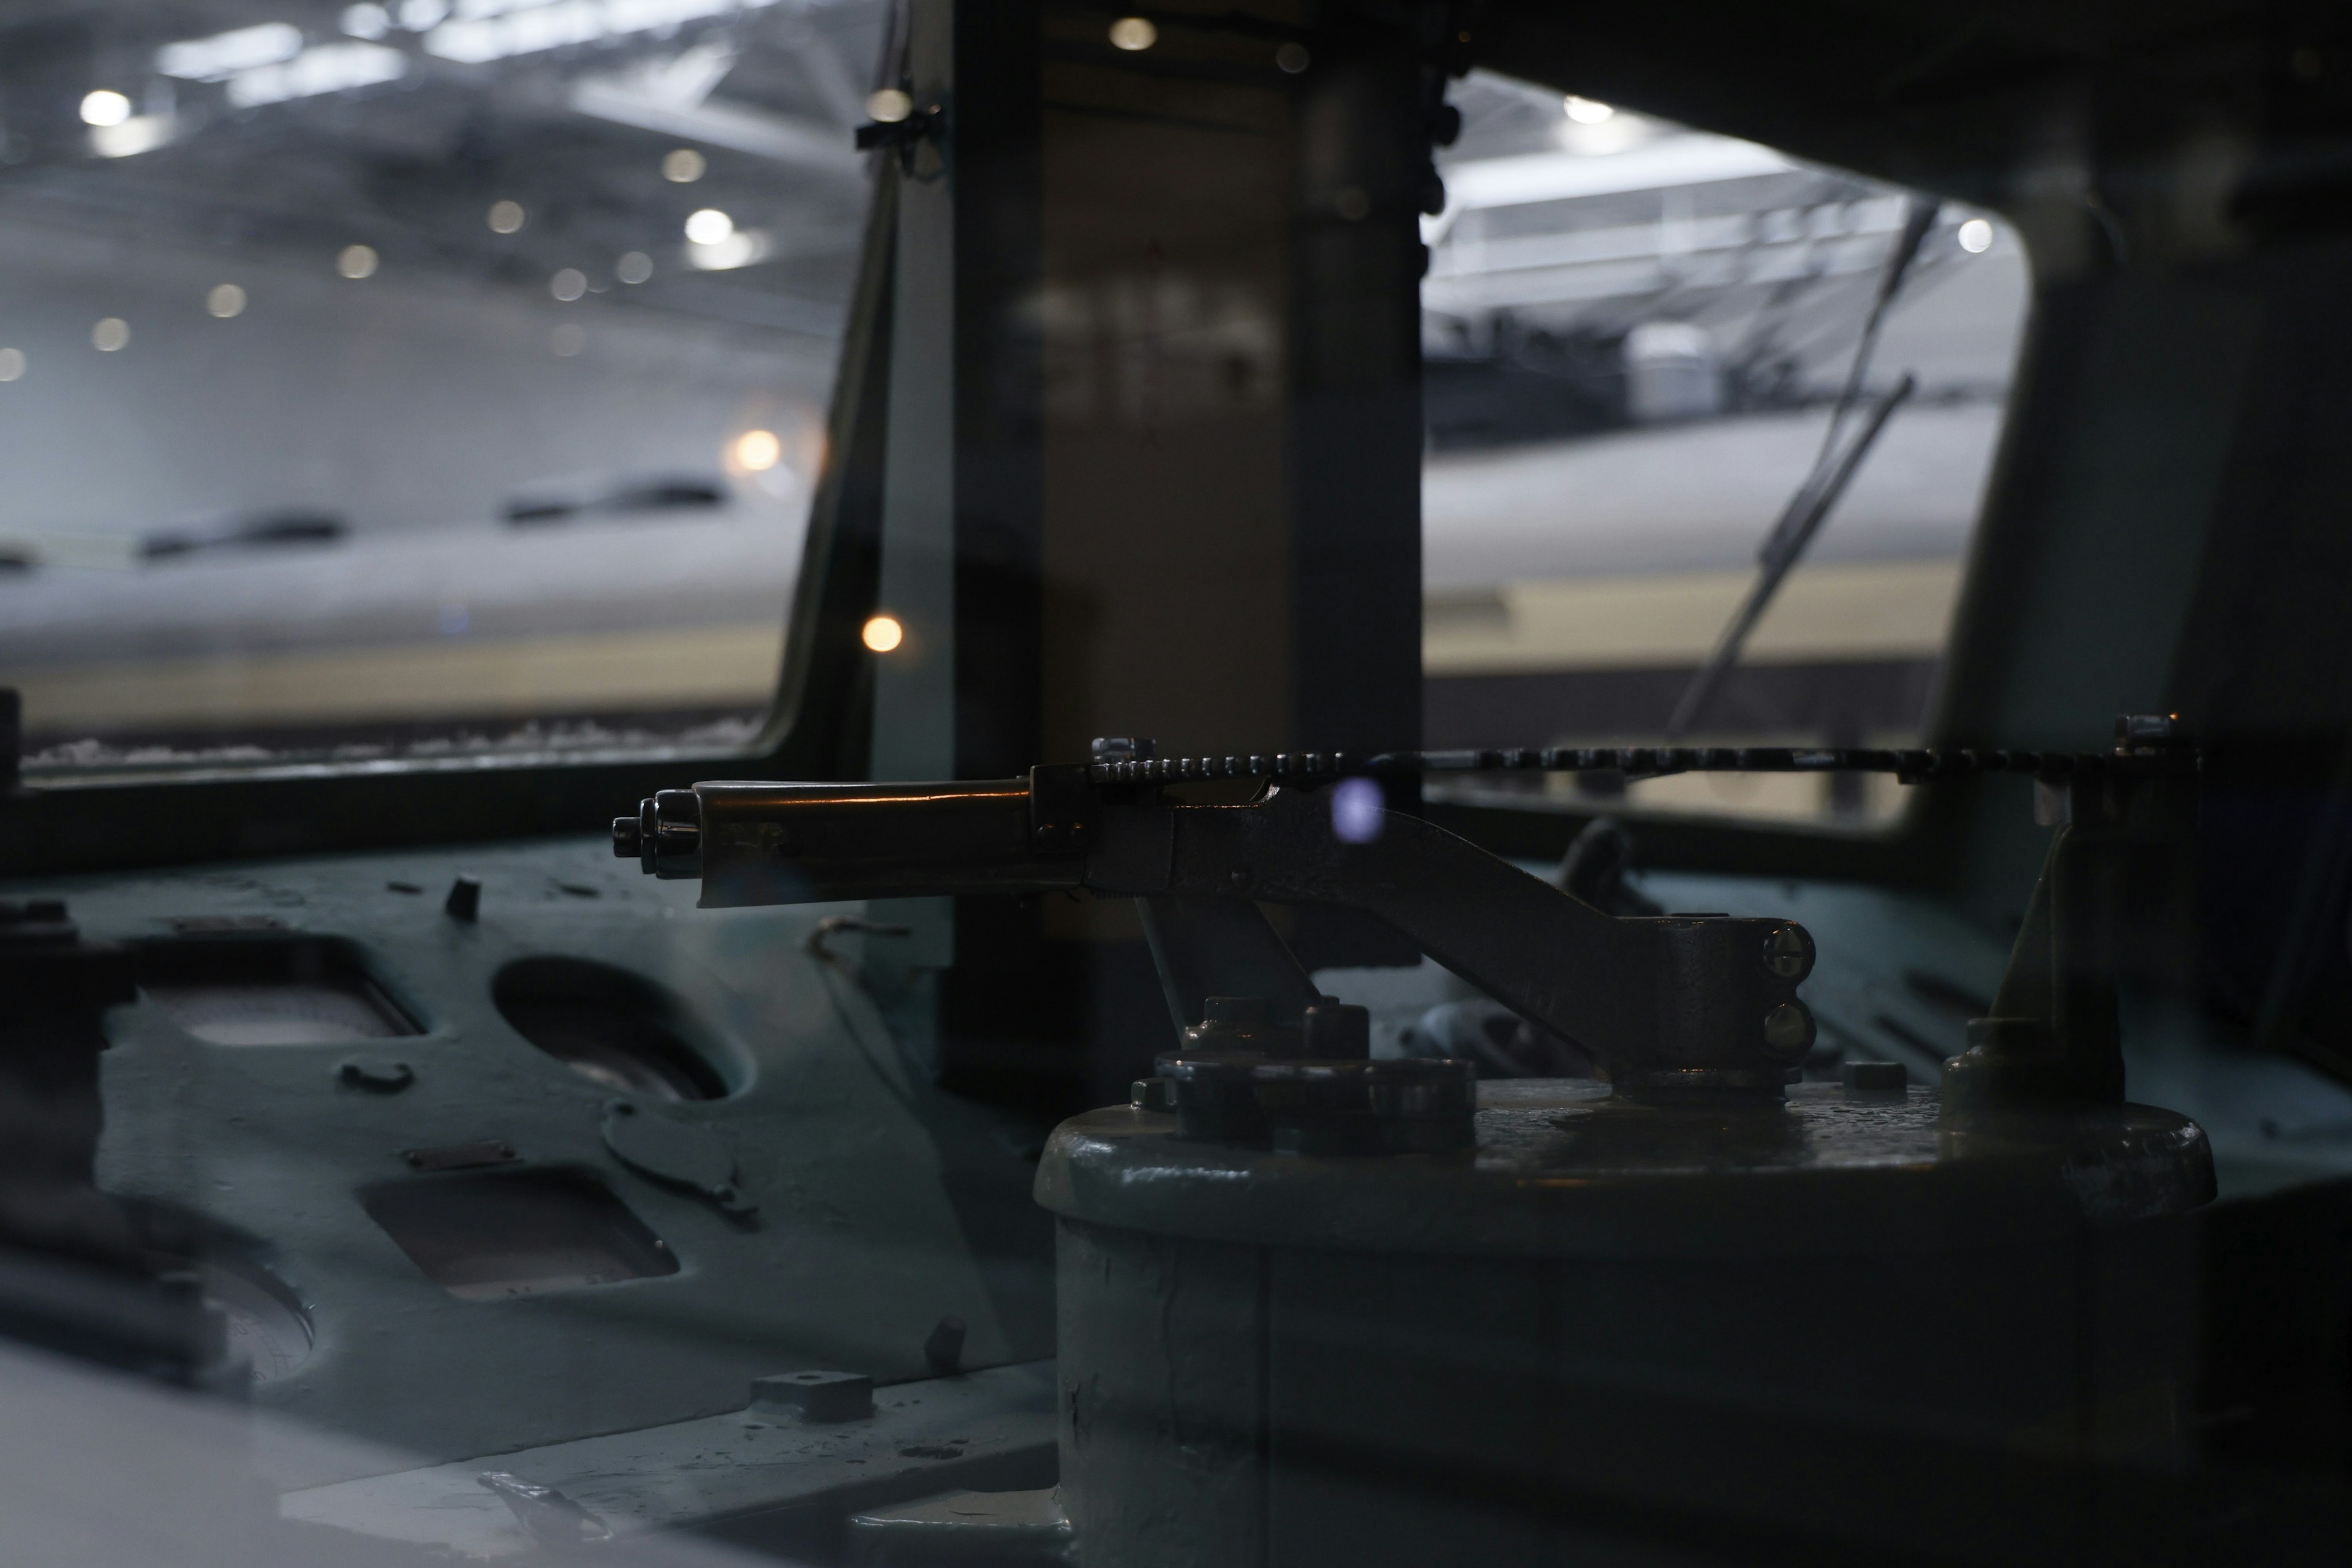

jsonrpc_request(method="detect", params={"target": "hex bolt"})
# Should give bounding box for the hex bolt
[647,791,703,878]
[1761,1001,1815,1063]
[1131,1077,1176,1112]
[611,816,642,859]
[1761,924,1815,981]
[443,876,482,921]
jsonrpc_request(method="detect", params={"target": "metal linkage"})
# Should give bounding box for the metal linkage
[1088,737,2195,789]
[619,769,1819,1101]
[614,718,2193,1110]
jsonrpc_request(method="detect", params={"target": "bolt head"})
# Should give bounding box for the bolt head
[1761,924,1814,981]
[1761,1001,1815,1063]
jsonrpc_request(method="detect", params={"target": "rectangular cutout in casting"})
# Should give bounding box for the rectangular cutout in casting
[141,937,418,1046]
[360,1168,677,1300]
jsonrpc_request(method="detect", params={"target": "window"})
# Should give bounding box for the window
[0,2,886,778]
[1423,74,2029,824]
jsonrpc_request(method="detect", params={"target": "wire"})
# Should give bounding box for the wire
[1660,194,1942,739]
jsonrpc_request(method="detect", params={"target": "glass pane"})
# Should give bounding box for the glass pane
[0,2,886,778]
[1424,73,2030,825]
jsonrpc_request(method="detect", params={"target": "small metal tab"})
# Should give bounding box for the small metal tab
[1841,1060,1907,1094]
[750,1370,874,1422]
[402,1140,517,1172]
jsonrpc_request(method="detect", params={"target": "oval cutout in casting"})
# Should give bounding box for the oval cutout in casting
[492,957,731,1101]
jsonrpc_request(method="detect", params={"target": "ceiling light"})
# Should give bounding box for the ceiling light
[91,318,130,353]
[207,284,247,318]
[1109,17,1156,50]
[1564,96,1615,124]
[227,42,407,108]
[79,91,132,128]
[549,268,587,301]
[662,148,706,182]
[488,200,526,234]
[615,251,653,284]
[157,22,301,81]
[1957,217,1994,254]
[861,614,904,654]
[90,115,175,159]
[397,0,449,27]
[0,349,27,383]
[342,4,393,40]
[426,0,789,67]
[733,429,782,472]
[684,229,766,271]
[683,208,733,245]
[337,244,380,279]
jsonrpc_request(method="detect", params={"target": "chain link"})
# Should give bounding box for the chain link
[1087,744,2193,787]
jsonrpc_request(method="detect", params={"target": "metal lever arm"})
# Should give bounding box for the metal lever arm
[1088,785,1812,1092]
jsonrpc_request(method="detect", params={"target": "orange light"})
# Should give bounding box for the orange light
[861,614,905,654]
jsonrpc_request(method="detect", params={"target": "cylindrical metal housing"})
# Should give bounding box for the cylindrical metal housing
[1038,1080,2215,1568]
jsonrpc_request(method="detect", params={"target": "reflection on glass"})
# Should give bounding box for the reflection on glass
[0,2,888,778]
[1422,73,2030,825]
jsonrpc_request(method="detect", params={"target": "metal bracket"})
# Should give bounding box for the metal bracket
[1942,715,2199,1121]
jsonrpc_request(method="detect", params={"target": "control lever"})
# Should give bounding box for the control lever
[614,751,1819,1101]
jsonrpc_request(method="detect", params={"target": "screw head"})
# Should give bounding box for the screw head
[1761,924,1814,981]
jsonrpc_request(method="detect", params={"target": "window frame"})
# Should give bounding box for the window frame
[0,170,900,880]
